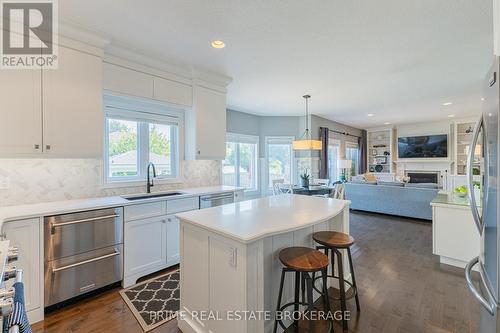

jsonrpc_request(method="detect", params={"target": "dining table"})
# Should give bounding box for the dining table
[291,185,335,196]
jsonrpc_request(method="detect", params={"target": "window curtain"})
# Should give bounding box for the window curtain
[319,127,329,179]
[358,129,367,174]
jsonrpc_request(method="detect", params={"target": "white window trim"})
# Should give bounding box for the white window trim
[264,136,295,194]
[345,141,360,176]
[102,95,184,187]
[328,138,341,182]
[223,132,260,196]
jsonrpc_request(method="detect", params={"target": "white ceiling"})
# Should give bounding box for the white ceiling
[60,0,493,129]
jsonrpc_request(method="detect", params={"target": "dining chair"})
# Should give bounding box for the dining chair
[272,179,293,195]
[331,183,345,199]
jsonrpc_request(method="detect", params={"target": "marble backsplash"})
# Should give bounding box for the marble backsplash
[0,159,221,206]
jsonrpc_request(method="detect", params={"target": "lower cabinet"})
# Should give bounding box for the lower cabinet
[124,216,167,287]
[166,215,180,267]
[3,218,43,323]
[432,204,480,269]
[123,193,235,287]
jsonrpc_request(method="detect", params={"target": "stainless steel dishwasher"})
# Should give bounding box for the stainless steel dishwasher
[199,192,234,208]
[44,207,123,307]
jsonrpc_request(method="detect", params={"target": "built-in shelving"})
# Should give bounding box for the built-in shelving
[367,128,395,173]
[454,121,478,175]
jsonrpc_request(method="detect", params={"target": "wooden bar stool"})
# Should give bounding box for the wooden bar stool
[312,231,360,332]
[273,247,332,333]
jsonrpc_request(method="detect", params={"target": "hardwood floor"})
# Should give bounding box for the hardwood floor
[331,211,479,333]
[32,211,479,333]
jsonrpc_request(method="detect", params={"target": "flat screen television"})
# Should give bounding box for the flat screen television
[398,134,448,158]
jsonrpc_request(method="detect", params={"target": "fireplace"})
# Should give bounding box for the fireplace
[407,172,439,184]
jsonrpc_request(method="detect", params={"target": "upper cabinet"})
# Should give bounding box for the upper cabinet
[103,63,153,99]
[0,70,42,156]
[0,45,103,157]
[185,84,227,160]
[103,63,193,108]
[103,63,227,160]
[42,46,103,157]
[153,77,192,107]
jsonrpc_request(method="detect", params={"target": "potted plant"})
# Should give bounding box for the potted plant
[300,171,310,188]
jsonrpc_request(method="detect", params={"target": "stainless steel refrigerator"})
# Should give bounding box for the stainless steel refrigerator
[466,56,500,333]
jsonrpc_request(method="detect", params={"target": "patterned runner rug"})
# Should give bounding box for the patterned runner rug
[120,270,180,331]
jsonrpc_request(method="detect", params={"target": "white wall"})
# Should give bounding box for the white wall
[0,159,220,206]
[396,121,452,137]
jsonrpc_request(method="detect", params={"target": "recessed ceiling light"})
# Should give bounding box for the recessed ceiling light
[367,113,374,117]
[447,114,455,118]
[481,98,485,101]
[384,122,391,125]
[442,102,453,106]
[211,40,226,49]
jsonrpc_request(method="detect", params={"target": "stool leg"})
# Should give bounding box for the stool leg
[348,247,361,311]
[273,268,286,333]
[321,268,331,314]
[330,248,335,278]
[294,271,300,327]
[305,272,314,333]
[336,249,348,332]
[302,271,306,307]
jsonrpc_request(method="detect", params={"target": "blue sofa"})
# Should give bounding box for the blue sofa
[344,182,439,220]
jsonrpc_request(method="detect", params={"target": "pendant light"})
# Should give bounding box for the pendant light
[292,95,322,150]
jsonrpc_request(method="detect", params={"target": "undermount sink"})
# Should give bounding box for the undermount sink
[123,192,185,201]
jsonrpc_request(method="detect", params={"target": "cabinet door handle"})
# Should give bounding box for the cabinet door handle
[52,250,121,273]
[45,145,51,151]
[34,144,40,150]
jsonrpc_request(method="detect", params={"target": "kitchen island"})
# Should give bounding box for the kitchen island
[176,194,350,333]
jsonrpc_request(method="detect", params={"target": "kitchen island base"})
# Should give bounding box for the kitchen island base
[177,196,350,333]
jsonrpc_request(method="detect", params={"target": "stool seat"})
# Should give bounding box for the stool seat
[313,231,354,248]
[279,247,329,272]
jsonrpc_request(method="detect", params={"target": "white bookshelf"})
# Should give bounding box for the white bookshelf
[454,120,478,175]
[367,128,395,174]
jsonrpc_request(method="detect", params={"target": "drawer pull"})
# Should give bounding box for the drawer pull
[51,214,119,233]
[52,250,120,273]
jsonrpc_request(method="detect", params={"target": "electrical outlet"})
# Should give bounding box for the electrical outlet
[0,176,10,190]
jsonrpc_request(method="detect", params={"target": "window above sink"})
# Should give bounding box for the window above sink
[103,95,184,185]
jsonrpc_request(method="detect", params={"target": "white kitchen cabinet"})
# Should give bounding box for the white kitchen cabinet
[42,46,103,157]
[432,200,480,269]
[166,215,180,267]
[104,63,193,108]
[185,84,227,160]
[103,62,153,99]
[153,77,192,107]
[3,218,43,323]
[0,70,43,156]
[0,46,103,157]
[124,216,167,287]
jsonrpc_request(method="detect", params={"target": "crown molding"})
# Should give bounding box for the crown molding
[105,43,232,88]
[57,20,232,88]
[59,20,111,49]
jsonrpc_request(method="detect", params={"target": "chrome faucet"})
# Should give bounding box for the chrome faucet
[147,162,156,193]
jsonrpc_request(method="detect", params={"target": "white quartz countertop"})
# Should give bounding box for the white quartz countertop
[0,185,243,229]
[176,194,350,243]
